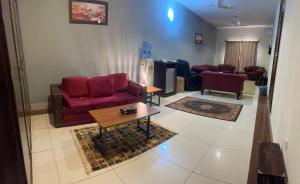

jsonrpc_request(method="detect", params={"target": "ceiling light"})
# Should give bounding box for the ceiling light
[168,7,174,22]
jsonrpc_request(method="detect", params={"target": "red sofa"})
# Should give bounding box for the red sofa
[50,73,145,127]
[201,71,247,99]
[191,64,219,74]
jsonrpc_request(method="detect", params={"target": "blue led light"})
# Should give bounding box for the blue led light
[168,7,174,22]
[162,144,168,150]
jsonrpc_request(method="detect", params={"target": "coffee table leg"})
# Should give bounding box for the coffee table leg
[137,119,140,129]
[99,127,103,138]
[150,93,153,106]
[146,116,151,139]
[92,127,109,155]
[136,117,154,139]
[158,94,160,106]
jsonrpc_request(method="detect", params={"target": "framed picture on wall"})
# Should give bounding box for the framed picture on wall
[195,33,204,45]
[69,0,108,25]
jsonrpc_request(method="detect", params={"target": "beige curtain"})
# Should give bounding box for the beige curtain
[224,41,258,72]
[239,41,258,72]
[224,41,240,69]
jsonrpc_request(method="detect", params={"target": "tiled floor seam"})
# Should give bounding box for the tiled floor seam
[46,125,62,184]
[32,148,53,154]
[182,171,194,184]
[112,168,126,184]
[69,168,113,184]
[191,170,233,184]
[182,143,214,184]
[191,172,233,184]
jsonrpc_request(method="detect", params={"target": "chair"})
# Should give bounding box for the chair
[176,59,201,91]
[218,64,236,73]
[244,66,266,81]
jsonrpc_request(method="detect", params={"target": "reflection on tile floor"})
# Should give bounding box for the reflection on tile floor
[32,90,258,184]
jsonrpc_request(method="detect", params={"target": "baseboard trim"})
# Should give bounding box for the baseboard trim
[30,109,49,115]
[30,102,50,115]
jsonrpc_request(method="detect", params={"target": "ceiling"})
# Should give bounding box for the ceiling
[175,0,278,28]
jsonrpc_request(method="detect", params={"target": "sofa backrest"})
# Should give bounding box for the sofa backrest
[201,71,246,93]
[191,64,219,74]
[88,76,115,97]
[62,73,129,98]
[62,76,89,97]
[110,73,128,92]
[218,64,236,72]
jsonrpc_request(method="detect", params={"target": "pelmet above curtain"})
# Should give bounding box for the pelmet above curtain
[224,41,258,72]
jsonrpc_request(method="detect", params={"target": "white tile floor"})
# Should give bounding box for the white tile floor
[31,90,259,184]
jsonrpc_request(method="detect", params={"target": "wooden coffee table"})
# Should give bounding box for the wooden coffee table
[89,102,160,153]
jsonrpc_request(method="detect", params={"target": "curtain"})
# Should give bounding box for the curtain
[224,41,258,72]
[224,41,240,70]
[239,41,258,72]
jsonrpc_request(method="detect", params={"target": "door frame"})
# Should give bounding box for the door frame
[0,0,30,183]
[269,0,286,111]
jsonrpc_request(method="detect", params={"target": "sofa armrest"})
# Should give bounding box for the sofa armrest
[128,80,147,103]
[50,84,64,128]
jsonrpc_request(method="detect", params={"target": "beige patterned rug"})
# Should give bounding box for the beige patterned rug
[71,119,176,174]
[243,80,256,96]
[166,96,243,122]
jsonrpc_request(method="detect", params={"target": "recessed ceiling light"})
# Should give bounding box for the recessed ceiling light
[168,7,174,22]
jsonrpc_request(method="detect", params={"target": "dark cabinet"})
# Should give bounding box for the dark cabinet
[257,143,287,184]
[0,0,32,183]
[154,60,177,97]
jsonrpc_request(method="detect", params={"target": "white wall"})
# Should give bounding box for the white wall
[214,27,272,72]
[270,0,300,183]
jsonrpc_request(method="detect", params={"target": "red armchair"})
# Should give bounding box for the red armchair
[244,66,266,81]
[218,64,236,73]
[201,71,247,99]
[50,73,146,127]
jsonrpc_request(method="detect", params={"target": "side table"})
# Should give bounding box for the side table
[146,86,162,106]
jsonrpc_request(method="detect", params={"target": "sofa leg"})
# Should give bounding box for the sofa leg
[237,93,241,100]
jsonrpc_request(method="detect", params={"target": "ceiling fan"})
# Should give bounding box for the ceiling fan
[215,0,235,9]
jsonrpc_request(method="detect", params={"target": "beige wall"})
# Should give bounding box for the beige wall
[270,0,300,183]
[214,26,272,72]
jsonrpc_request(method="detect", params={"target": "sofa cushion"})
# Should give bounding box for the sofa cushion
[62,76,89,97]
[114,92,141,105]
[111,73,128,92]
[90,92,140,109]
[88,76,114,98]
[128,82,142,97]
[90,95,121,109]
[62,96,93,114]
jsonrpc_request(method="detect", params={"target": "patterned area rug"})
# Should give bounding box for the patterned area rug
[166,96,243,122]
[243,80,256,96]
[71,119,176,174]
